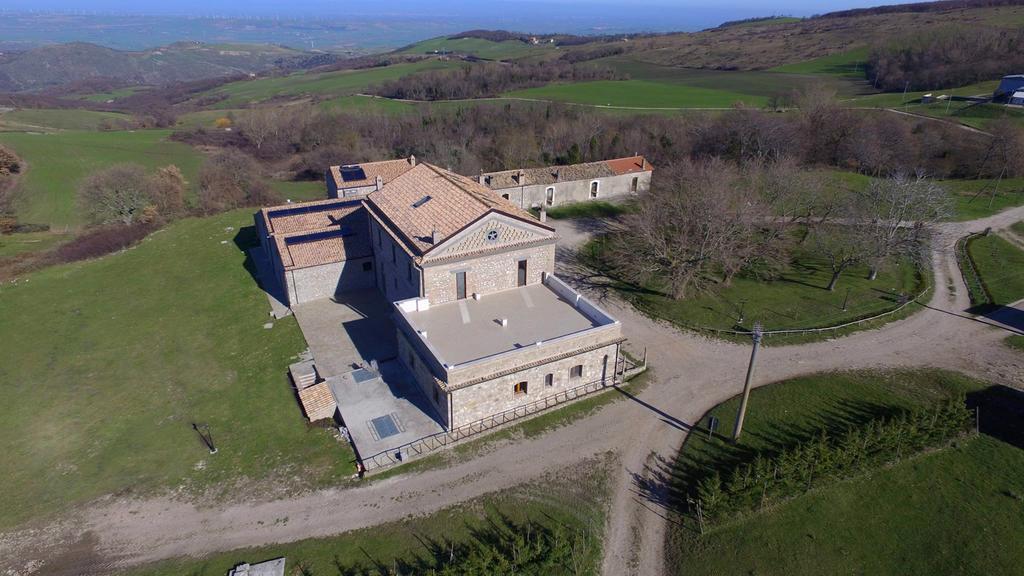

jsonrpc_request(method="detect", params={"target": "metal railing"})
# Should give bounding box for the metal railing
[360,357,637,472]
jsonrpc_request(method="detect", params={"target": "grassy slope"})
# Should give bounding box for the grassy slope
[768,46,869,77]
[506,79,769,108]
[205,60,458,108]
[668,370,1024,576]
[1007,335,1024,351]
[400,37,548,60]
[847,80,1000,108]
[0,130,203,228]
[968,233,1024,305]
[0,108,132,132]
[0,230,69,258]
[0,210,353,529]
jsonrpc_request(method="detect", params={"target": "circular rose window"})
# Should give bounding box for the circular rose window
[486,229,500,242]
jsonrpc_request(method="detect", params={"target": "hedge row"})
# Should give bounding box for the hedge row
[692,398,974,525]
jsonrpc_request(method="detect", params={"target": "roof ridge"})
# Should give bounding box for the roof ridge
[423,163,492,211]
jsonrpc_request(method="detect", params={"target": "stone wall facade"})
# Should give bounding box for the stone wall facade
[421,243,555,305]
[284,257,376,305]
[495,171,651,209]
[396,330,450,427]
[368,216,421,303]
[447,340,620,427]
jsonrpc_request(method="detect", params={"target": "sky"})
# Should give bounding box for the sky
[1,0,906,21]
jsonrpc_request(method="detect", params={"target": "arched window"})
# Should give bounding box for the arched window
[590,181,600,198]
[545,186,555,206]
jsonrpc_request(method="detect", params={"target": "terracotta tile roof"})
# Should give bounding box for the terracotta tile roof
[274,223,373,270]
[366,163,547,256]
[480,155,652,189]
[328,157,417,190]
[259,198,364,236]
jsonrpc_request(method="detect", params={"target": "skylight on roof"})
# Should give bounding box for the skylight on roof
[412,195,432,208]
[339,165,367,182]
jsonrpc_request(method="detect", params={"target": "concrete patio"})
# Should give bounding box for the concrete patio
[292,290,444,459]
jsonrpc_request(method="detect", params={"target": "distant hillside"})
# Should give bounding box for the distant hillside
[0,41,324,93]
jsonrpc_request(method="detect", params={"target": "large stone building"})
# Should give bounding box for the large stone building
[479,155,652,209]
[256,155,644,452]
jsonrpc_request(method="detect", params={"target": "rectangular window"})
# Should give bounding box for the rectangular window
[545,187,554,206]
[391,244,396,264]
[514,381,528,396]
[517,259,528,287]
[407,262,413,283]
[631,176,639,193]
[590,181,599,198]
[545,373,554,387]
[455,271,467,300]
[433,387,439,404]
[376,227,381,246]
[570,365,583,379]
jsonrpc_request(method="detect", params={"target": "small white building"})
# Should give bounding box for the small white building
[1010,91,1024,107]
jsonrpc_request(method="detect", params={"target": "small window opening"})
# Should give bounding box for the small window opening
[514,381,528,395]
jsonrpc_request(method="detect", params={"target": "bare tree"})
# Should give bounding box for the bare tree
[198,149,272,212]
[607,159,771,299]
[237,107,279,152]
[861,172,951,279]
[78,163,152,226]
[147,164,187,218]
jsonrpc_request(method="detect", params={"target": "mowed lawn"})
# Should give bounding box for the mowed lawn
[583,238,924,341]
[204,60,458,108]
[667,370,1024,575]
[0,129,203,228]
[946,177,1024,220]
[968,232,1024,305]
[506,79,769,108]
[0,210,351,529]
[768,46,870,77]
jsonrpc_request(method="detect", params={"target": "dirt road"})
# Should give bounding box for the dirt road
[2,208,1023,576]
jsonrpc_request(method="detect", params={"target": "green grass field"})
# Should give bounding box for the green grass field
[967,233,1024,305]
[667,369,1024,576]
[0,129,203,228]
[768,47,870,77]
[268,179,326,203]
[945,177,1024,220]
[399,36,549,60]
[583,237,924,341]
[122,470,607,576]
[0,108,133,132]
[1007,335,1024,351]
[203,60,458,108]
[76,86,148,102]
[0,230,69,259]
[0,210,353,529]
[506,79,769,109]
[317,94,418,114]
[847,80,1000,108]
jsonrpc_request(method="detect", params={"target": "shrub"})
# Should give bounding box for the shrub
[198,148,273,212]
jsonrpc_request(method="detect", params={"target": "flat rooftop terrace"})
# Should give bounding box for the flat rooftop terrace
[396,276,617,367]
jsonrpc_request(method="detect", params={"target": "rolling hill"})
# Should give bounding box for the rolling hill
[0,41,321,93]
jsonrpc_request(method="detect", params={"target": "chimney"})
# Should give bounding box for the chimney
[478,172,484,184]
[431,228,439,244]
[539,206,547,223]
[375,175,383,190]
[409,154,416,166]
[500,318,508,327]
[641,157,646,170]
[517,169,524,184]
[554,168,560,182]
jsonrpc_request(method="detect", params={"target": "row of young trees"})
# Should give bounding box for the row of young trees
[692,397,974,527]
[603,159,950,299]
[0,144,22,233]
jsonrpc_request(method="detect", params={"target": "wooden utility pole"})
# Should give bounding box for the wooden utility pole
[732,322,763,442]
